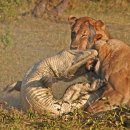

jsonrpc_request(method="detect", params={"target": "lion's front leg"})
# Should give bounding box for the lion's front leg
[86,84,124,113]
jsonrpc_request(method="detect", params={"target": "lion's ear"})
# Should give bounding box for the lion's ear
[95,20,106,30]
[68,16,77,26]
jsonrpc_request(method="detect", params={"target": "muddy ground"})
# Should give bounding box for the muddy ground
[0,17,130,110]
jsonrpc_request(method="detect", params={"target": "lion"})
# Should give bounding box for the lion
[68,16,130,113]
[68,16,111,50]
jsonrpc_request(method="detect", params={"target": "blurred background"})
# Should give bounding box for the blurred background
[0,0,130,23]
[0,0,130,98]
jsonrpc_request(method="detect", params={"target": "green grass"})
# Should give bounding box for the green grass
[0,0,35,22]
[0,104,130,130]
[0,0,130,129]
[0,26,13,48]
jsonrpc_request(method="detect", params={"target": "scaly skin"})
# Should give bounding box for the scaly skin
[20,49,104,116]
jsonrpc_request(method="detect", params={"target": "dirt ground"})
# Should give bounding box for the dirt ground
[0,17,130,109]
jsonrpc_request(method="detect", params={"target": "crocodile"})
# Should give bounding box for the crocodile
[7,49,105,116]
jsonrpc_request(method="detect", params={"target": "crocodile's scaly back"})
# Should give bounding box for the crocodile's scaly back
[20,49,99,115]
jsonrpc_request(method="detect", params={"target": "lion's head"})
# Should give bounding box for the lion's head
[68,16,111,50]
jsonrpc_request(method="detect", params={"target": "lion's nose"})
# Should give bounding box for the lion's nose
[70,44,78,50]
[70,46,77,50]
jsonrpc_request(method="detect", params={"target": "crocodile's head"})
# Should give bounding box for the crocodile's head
[63,49,98,78]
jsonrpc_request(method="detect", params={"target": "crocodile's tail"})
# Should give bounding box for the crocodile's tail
[22,86,63,116]
[4,81,22,92]
[21,82,92,116]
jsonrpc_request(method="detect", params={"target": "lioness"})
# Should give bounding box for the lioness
[68,16,111,50]
[69,16,130,113]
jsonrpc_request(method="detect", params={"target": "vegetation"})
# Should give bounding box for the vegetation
[0,0,130,23]
[0,0,130,129]
[0,104,130,130]
[0,26,13,48]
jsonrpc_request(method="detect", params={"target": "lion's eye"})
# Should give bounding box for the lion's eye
[71,31,76,39]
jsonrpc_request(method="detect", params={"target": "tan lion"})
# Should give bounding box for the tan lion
[68,16,111,50]
[68,16,130,113]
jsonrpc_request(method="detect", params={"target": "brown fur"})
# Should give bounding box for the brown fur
[88,39,130,112]
[69,16,130,113]
[68,16,111,50]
